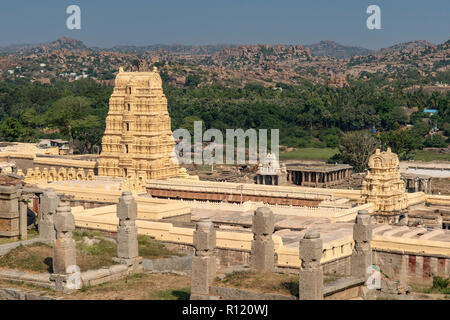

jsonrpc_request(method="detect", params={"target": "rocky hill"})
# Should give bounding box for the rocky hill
[376,40,436,55]
[0,37,448,89]
[305,40,374,58]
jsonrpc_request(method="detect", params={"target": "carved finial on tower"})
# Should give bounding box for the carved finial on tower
[152,66,158,73]
[119,66,124,73]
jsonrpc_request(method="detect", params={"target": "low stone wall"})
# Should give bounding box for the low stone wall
[322,256,352,276]
[142,256,192,275]
[209,286,296,300]
[323,277,366,300]
[164,242,353,276]
[0,257,141,290]
[0,269,53,288]
[0,288,57,300]
[206,277,365,300]
[81,264,138,287]
[67,199,115,210]
[373,250,450,286]
[427,194,450,206]
[0,152,97,176]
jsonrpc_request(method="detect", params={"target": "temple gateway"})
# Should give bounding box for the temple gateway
[98,67,179,180]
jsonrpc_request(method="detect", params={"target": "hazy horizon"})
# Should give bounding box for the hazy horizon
[0,37,447,51]
[0,0,448,50]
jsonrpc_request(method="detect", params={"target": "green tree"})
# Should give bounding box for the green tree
[185,74,201,87]
[333,131,379,172]
[0,117,36,142]
[423,134,448,148]
[72,115,103,154]
[0,118,24,142]
[380,129,417,160]
[46,96,93,154]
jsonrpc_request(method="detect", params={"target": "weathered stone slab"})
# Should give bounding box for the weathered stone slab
[142,256,192,274]
[210,286,296,300]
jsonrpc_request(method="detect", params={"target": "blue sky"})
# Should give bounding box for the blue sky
[0,0,448,49]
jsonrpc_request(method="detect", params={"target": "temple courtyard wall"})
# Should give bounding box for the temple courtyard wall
[69,200,450,286]
[0,152,97,176]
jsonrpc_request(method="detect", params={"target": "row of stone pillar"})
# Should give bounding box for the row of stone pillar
[403,177,432,194]
[39,189,142,292]
[289,169,351,186]
[190,208,373,300]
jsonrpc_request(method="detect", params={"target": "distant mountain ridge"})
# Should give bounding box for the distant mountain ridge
[0,38,90,54]
[0,37,444,59]
[106,44,235,54]
[305,40,374,59]
[375,40,436,55]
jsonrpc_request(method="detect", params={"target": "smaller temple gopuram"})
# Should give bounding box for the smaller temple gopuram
[98,67,179,180]
[253,153,288,185]
[360,148,408,224]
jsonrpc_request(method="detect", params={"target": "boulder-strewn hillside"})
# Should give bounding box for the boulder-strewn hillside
[376,40,436,55]
[305,40,374,58]
[107,44,234,54]
[0,37,448,89]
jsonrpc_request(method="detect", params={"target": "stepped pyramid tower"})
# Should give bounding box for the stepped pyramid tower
[98,67,179,180]
[360,148,408,224]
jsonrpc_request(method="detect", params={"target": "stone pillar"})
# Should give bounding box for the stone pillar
[251,207,275,272]
[51,202,78,292]
[19,192,29,240]
[114,191,142,269]
[351,210,372,279]
[39,188,59,241]
[0,185,22,239]
[190,219,217,300]
[299,230,323,300]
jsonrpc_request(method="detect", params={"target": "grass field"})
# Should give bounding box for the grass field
[414,150,450,162]
[279,148,449,162]
[279,148,338,161]
[0,230,183,273]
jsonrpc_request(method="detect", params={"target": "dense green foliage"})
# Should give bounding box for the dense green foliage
[0,79,111,153]
[0,78,448,160]
[165,82,449,157]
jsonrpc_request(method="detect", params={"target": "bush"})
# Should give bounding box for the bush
[425,276,450,294]
[432,276,450,291]
[423,134,448,148]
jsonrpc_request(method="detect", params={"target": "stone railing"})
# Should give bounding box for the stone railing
[407,192,427,206]
[426,194,450,206]
[372,234,450,257]
[147,178,335,200]
[20,167,95,184]
[168,199,374,222]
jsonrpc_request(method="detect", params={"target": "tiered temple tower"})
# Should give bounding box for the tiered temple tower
[98,67,179,180]
[360,148,408,224]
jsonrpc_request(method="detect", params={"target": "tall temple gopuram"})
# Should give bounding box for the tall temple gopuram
[360,148,408,224]
[98,67,179,180]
